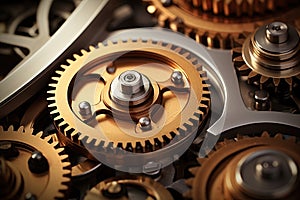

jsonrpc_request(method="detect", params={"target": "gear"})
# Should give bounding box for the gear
[189,0,298,17]
[0,125,71,200]
[232,21,300,93]
[84,175,173,200]
[146,0,300,49]
[47,39,210,152]
[185,131,300,200]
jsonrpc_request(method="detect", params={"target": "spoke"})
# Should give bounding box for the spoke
[158,79,190,93]
[36,0,53,37]
[0,33,35,50]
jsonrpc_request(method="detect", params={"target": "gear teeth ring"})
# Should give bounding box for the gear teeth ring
[0,125,71,199]
[146,0,300,49]
[47,39,211,153]
[185,131,300,200]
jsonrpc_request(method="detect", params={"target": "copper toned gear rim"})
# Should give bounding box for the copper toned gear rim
[232,31,300,92]
[187,0,298,17]
[47,39,210,151]
[0,125,71,199]
[84,175,173,200]
[146,0,300,49]
[185,132,300,200]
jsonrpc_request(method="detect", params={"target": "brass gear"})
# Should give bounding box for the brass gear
[146,0,300,49]
[232,21,300,93]
[47,39,210,152]
[185,131,300,200]
[84,175,173,200]
[0,126,71,200]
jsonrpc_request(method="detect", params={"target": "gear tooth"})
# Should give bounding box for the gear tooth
[147,39,153,44]
[238,64,250,72]
[224,138,234,144]
[66,59,73,65]
[81,49,88,55]
[166,43,172,49]
[49,109,58,115]
[274,134,283,140]
[89,45,95,51]
[62,161,71,168]
[97,42,104,47]
[49,83,57,88]
[197,157,207,165]
[107,40,114,45]
[185,177,194,187]
[8,125,14,132]
[174,47,182,53]
[260,75,269,84]
[189,167,199,175]
[60,64,68,69]
[56,147,64,154]
[0,126,3,132]
[273,78,280,87]
[58,120,67,127]
[47,97,56,102]
[285,78,293,91]
[36,132,43,138]
[73,54,80,60]
[182,52,190,58]
[261,131,270,137]
[60,154,69,161]
[248,70,258,79]
[47,90,56,94]
[51,77,60,82]
[237,134,244,140]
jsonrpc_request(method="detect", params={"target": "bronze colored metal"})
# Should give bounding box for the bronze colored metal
[185,132,300,200]
[146,0,300,49]
[0,126,71,200]
[232,22,300,92]
[84,175,173,200]
[47,39,210,151]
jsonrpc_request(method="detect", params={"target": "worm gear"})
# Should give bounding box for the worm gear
[47,39,210,152]
[146,0,300,49]
[185,131,300,200]
[0,126,71,200]
[84,175,173,200]
[232,21,300,93]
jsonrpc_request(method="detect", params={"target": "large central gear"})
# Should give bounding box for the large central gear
[47,39,210,152]
[146,0,300,49]
[185,131,300,200]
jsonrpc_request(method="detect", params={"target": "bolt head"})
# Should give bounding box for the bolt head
[79,101,92,116]
[139,117,151,130]
[161,0,172,7]
[266,22,289,44]
[171,71,183,85]
[28,151,49,174]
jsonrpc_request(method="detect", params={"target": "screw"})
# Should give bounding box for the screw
[139,117,152,130]
[103,181,126,198]
[266,22,289,44]
[0,142,19,159]
[171,71,183,85]
[28,151,49,174]
[79,101,92,117]
[161,0,172,7]
[254,90,270,111]
[119,70,144,95]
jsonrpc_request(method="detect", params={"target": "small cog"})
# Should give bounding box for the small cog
[84,175,173,200]
[47,39,210,153]
[185,131,300,200]
[146,0,300,49]
[0,125,71,200]
[232,21,300,94]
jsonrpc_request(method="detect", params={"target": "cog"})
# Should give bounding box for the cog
[146,0,300,49]
[232,21,300,93]
[84,175,173,200]
[0,126,71,200]
[185,131,300,200]
[47,39,210,152]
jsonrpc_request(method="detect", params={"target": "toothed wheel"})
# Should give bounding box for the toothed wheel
[0,126,71,200]
[185,131,300,200]
[146,0,300,49]
[232,21,300,94]
[47,39,210,154]
[84,175,173,200]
